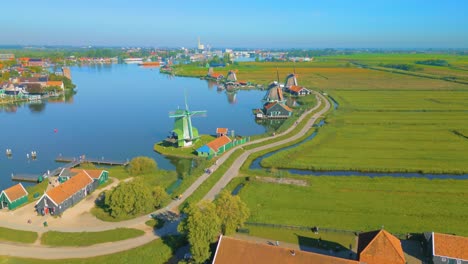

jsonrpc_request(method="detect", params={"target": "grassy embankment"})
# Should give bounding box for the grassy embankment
[0,235,186,264]
[0,227,38,244]
[41,228,145,247]
[153,135,216,158]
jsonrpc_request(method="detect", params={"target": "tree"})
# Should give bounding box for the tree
[215,191,250,235]
[127,156,157,175]
[178,201,220,263]
[105,179,154,218]
[152,186,169,209]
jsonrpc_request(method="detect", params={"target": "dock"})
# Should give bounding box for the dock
[55,156,129,166]
[11,156,128,184]
[12,174,40,183]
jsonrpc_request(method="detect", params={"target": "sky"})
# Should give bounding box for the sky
[1,0,467,48]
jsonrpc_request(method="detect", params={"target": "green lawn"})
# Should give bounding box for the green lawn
[40,228,145,247]
[244,225,356,252]
[0,227,37,244]
[237,176,468,236]
[0,235,186,264]
[262,90,468,174]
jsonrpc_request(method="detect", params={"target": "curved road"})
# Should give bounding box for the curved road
[0,91,331,259]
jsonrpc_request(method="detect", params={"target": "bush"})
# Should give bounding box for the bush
[127,156,157,175]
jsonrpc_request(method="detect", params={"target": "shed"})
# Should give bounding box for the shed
[216,128,228,137]
[196,145,213,157]
[0,183,28,210]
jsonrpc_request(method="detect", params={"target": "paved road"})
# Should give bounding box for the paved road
[0,91,331,259]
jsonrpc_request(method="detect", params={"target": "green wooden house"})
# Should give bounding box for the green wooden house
[0,183,28,210]
[197,135,250,158]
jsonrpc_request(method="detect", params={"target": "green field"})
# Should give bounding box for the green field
[262,90,468,173]
[0,235,185,264]
[237,176,468,236]
[0,227,37,244]
[244,225,356,252]
[41,228,145,247]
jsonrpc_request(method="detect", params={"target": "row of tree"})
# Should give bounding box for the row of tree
[178,191,250,263]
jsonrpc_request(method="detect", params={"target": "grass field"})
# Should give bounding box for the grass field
[236,176,468,236]
[244,225,356,252]
[262,90,468,173]
[0,235,186,264]
[41,228,145,247]
[0,227,37,244]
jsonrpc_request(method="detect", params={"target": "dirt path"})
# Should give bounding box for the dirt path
[0,91,331,259]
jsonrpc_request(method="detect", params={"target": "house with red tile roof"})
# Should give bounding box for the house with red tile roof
[213,236,360,264]
[425,232,468,264]
[46,81,64,90]
[0,183,28,210]
[35,169,107,216]
[357,229,406,264]
[197,129,249,157]
[216,128,228,137]
[207,72,224,81]
[288,85,311,96]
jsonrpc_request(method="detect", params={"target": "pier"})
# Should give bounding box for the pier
[10,156,128,184]
[11,174,40,183]
[55,156,129,166]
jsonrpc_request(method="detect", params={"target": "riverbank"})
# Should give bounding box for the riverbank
[153,135,215,159]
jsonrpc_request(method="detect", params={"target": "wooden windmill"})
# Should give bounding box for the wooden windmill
[169,95,207,147]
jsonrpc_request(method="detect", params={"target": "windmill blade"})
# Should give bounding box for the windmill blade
[184,90,189,111]
[191,110,207,117]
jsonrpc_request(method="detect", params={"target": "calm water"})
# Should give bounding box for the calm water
[0,64,267,190]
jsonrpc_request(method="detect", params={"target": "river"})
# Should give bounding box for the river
[0,64,267,190]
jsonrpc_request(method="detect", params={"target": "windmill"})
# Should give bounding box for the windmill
[262,68,285,104]
[285,62,298,88]
[169,95,207,147]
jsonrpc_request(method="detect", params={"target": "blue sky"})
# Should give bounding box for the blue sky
[1,0,467,48]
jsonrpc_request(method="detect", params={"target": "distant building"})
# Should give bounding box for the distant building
[288,85,311,96]
[0,183,28,210]
[357,229,406,264]
[0,54,14,61]
[197,37,205,51]
[284,73,298,88]
[213,235,359,264]
[46,81,65,90]
[226,70,237,82]
[62,67,72,80]
[425,232,468,264]
[28,58,44,67]
[216,128,228,137]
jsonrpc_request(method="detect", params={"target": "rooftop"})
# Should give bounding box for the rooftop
[206,135,231,152]
[433,232,468,260]
[358,230,405,264]
[213,236,359,264]
[45,172,93,205]
[2,183,28,202]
